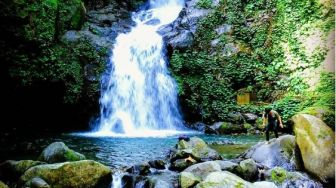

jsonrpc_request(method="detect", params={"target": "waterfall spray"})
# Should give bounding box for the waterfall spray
[92,0,189,137]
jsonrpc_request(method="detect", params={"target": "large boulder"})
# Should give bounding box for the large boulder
[292,114,335,181]
[39,142,86,163]
[183,161,222,179]
[170,137,221,162]
[20,160,112,188]
[0,160,45,181]
[239,135,302,171]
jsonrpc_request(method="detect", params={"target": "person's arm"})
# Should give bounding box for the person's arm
[274,111,284,128]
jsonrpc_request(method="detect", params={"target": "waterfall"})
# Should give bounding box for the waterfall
[92,0,189,137]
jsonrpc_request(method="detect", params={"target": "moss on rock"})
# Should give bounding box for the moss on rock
[39,142,86,163]
[20,160,112,188]
[292,114,335,181]
[270,167,288,184]
[0,160,45,181]
[180,172,201,188]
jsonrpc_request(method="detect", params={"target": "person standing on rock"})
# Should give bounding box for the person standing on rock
[262,107,284,142]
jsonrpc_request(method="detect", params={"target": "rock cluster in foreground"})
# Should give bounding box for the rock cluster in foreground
[0,142,112,188]
[121,113,334,188]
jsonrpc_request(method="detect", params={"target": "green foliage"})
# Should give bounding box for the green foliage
[170,50,235,122]
[8,39,106,103]
[272,72,335,127]
[271,167,288,184]
[197,0,213,9]
[170,0,334,124]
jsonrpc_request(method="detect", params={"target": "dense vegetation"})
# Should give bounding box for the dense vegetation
[170,0,335,126]
[0,0,334,129]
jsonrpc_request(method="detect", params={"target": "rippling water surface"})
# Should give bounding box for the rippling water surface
[0,133,262,168]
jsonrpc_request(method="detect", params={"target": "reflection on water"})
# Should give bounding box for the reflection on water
[0,133,262,168]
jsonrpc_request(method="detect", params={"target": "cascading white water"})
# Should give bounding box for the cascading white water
[92,0,189,137]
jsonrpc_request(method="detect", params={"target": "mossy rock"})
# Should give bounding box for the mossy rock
[172,137,221,162]
[0,160,45,181]
[180,172,201,188]
[270,167,288,184]
[20,160,112,188]
[39,142,86,163]
[235,159,258,181]
[292,114,335,181]
[0,181,9,188]
[183,161,222,179]
[300,106,335,128]
[195,171,251,188]
[217,122,246,134]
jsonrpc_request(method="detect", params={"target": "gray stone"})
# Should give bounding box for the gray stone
[215,24,232,35]
[240,135,302,171]
[30,177,50,188]
[243,113,259,124]
[20,160,112,188]
[179,172,201,188]
[235,159,258,181]
[39,142,86,163]
[183,161,222,179]
[214,160,238,171]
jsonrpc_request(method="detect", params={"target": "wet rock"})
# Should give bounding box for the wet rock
[148,178,174,188]
[293,114,335,182]
[265,167,323,188]
[148,160,166,170]
[20,160,112,188]
[235,159,258,181]
[195,171,251,188]
[252,181,277,188]
[240,135,302,171]
[214,160,238,171]
[243,113,259,124]
[126,162,150,175]
[179,172,201,188]
[170,137,221,163]
[122,174,145,188]
[39,142,86,163]
[183,161,221,179]
[0,160,45,181]
[169,158,197,172]
[30,177,50,188]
